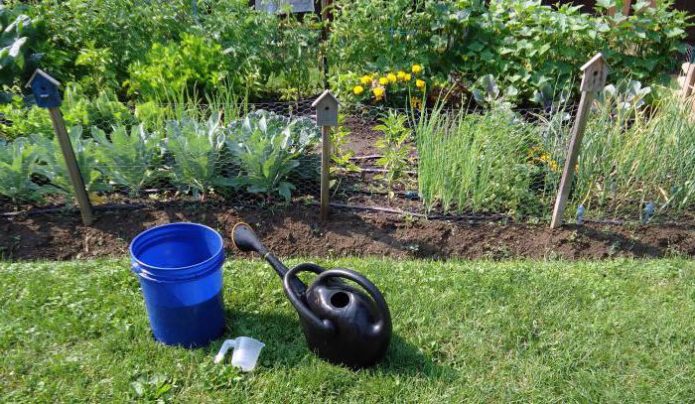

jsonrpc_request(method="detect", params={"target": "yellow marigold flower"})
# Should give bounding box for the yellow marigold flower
[353,85,364,95]
[412,64,423,74]
[373,86,385,101]
[397,71,407,80]
[359,75,372,85]
[387,73,397,84]
[416,79,425,89]
[379,77,389,86]
[403,73,412,81]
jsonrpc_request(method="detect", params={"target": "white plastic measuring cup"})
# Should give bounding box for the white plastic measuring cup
[213,337,265,372]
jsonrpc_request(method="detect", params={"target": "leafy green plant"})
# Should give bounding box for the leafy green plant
[224,110,320,201]
[374,111,414,199]
[0,137,52,203]
[27,0,192,95]
[91,124,163,196]
[330,115,361,192]
[0,7,39,98]
[164,113,226,198]
[126,33,227,101]
[31,126,108,198]
[330,0,689,105]
[0,95,53,140]
[202,1,322,100]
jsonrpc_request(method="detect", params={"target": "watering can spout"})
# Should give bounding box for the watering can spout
[232,223,307,294]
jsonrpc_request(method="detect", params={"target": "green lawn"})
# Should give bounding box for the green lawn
[2,258,695,402]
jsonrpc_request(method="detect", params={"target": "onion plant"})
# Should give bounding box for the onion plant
[415,104,541,216]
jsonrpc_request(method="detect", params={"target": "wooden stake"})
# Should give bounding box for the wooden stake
[622,0,632,16]
[550,54,608,229]
[312,90,339,221]
[320,125,330,221]
[681,63,695,99]
[48,108,94,225]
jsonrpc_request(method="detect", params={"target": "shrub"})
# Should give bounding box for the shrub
[126,34,227,101]
[331,0,690,105]
[0,7,40,98]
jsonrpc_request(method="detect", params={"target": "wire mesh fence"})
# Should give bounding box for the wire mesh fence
[1,94,693,226]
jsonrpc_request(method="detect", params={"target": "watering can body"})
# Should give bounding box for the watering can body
[233,223,392,368]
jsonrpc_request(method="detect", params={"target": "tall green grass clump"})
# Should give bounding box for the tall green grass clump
[567,87,695,218]
[416,105,543,216]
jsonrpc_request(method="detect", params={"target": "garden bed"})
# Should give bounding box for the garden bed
[1,202,693,261]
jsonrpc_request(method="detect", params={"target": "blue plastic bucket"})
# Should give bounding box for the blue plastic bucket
[129,222,226,347]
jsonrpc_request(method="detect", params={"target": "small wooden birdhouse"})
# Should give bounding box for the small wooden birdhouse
[579,53,609,93]
[312,90,339,127]
[26,69,62,108]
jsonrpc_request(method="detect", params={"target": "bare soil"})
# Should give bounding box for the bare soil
[1,203,693,261]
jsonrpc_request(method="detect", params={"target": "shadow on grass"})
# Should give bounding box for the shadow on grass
[223,308,455,380]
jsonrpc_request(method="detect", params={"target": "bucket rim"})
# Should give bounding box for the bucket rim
[129,222,224,273]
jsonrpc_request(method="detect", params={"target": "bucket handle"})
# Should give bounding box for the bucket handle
[131,262,143,274]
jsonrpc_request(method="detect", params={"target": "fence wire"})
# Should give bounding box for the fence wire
[1,97,693,226]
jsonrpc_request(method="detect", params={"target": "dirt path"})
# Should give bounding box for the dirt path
[1,203,693,261]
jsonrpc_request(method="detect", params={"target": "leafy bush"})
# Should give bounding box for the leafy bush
[0,7,40,98]
[126,34,227,101]
[91,125,163,195]
[202,1,322,99]
[330,0,690,105]
[26,0,191,94]
[225,110,320,201]
[0,96,54,140]
[164,113,227,197]
[0,137,51,203]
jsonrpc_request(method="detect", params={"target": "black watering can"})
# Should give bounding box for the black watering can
[232,223,392,369]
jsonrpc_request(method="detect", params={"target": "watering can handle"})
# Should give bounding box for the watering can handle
[283,263,335,335]
[317,268,391,333]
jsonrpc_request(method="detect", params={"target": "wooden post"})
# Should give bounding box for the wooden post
[680,63,695,99]
[550,54,609,229]
[320,125,331,220]
[320,0,333,90]
[622,0,632,16]
[48,108,94,225]
[312,91,339,221]
[27,69,94,225]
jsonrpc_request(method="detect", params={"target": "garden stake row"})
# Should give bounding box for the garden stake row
[551,53,609,229]
[26,69,94,225]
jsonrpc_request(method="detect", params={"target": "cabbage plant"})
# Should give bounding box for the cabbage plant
[224,110,320,201]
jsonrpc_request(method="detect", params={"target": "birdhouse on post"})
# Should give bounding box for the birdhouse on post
[312,90,339,127]
[579,53,608,92]
[26,69,62,108]
[550,53,609,229]
[312,90,339,221]
[26,68,94,226]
